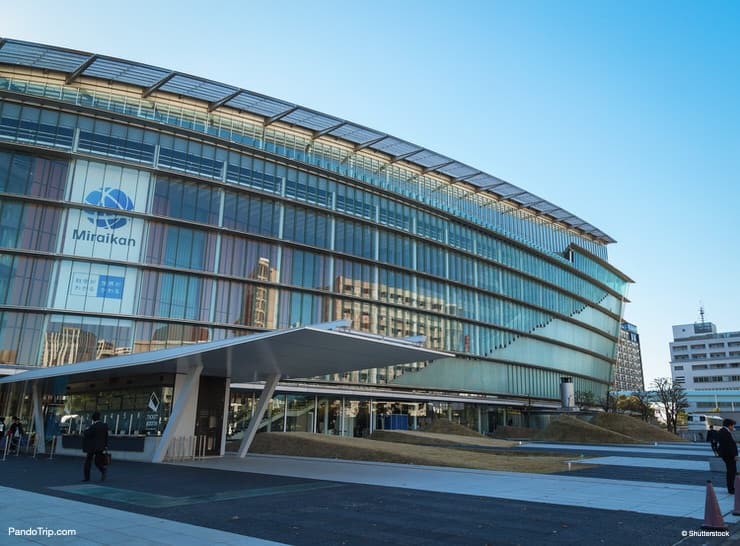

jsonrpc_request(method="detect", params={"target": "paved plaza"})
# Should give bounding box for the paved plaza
[1,441,738,545]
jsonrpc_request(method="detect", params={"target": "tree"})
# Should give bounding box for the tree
[598,390,619,413]
[574,390,596,410]
[617,391,655,422]
[652,377,688,434]
[631,390,656,422]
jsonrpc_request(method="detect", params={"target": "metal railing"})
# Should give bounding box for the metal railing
[164,435,209,462]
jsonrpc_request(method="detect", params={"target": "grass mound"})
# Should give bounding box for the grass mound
[249,432,578,473]
[591,413,685,442]
[491,426,538,440]
[534,415,637,444]
[420,418,484,437]
[369,430,515,448]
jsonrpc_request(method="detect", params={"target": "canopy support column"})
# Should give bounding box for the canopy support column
[152,363,203,463]
[220,378,230,456]
[32,382,45,455]
[238,373,280,457]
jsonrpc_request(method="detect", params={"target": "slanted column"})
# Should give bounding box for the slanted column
[152,363,203,463]
[238,373,281,457]
[219,378,231,456]
[32,382,45,455]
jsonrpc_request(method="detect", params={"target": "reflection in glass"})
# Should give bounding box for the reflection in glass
[42,315,133,366]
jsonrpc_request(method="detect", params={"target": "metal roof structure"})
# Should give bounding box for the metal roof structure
[0,38,614,243]
[0,321,451,387]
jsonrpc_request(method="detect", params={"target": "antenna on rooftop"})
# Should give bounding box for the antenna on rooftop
[699,303,705,324]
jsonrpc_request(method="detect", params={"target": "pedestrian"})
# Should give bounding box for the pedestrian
[7,416,24,454]
[717,418,738,494]
[82,412,109,482]
[707,425,720,456]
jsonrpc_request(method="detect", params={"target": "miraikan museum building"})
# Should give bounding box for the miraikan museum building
[0,39,631,449]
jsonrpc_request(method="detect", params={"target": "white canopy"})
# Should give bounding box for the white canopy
[0,321,451,386]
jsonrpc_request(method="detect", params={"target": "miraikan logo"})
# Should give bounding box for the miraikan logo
[84,187,134,230]
[148,392,160,412]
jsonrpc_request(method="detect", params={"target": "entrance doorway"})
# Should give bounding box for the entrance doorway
[194,376,226,456]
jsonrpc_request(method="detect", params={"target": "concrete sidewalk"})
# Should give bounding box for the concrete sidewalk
[176,452,737,520]
[519,441,714,457]
[576,455,709,470]
[1,486,285,546]
[1,442,735,545]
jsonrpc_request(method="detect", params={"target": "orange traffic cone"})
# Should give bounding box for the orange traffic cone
[702,480,728,530]
[733,476,740,516]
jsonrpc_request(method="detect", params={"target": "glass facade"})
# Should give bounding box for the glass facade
[224,388,546,440]
[0,49,630,405]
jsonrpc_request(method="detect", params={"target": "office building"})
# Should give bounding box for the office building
[670,321,740,390]
[613,321,645,392]
[670,318,740,421]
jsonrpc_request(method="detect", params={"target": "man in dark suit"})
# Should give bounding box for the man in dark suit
[707,425,720,455]
[82,411,109,482]
[7,416,24,454]
[717,418,738,494]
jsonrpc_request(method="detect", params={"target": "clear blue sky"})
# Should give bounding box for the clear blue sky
[4,0,739,387]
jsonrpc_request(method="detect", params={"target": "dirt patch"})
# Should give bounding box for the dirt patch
[250,432,583,474]
[534,415,637,444]
[591,413,685,443]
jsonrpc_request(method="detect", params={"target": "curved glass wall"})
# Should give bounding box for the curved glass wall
[0,67,631,402]
[0,73,610,258]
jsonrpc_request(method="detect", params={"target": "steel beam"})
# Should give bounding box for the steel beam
[142,71,177,98]
[313,120,347,139]
[354,135,387,152]
[422,160,455,174]
[265,105,299,126]
[208,89,242,112]
[65,55,98,84]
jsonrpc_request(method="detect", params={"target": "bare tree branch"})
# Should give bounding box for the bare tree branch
[652,377,688,434]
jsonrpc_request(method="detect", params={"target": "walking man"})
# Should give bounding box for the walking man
[82,412,109,482]
[7,416,24,454]
[717,418,738,494]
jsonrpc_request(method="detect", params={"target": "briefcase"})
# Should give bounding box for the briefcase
[96,450,112,466]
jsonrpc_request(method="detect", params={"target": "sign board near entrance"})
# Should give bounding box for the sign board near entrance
[145,413,159,432]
